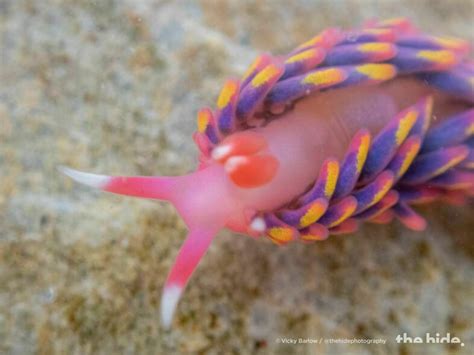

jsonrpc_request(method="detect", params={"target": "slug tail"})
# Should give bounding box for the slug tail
[161,224,221,329]
[59,166,176,201]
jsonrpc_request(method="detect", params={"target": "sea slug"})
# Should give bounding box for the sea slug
[61,18,474,328]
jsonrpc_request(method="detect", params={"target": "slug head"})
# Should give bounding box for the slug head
[60,131,281,329]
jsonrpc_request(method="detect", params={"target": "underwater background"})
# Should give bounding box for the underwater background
[1,0,473,354]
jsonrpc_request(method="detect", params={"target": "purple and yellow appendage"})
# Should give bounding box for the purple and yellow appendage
[360,102,422,182]
[293,27,342,53]
[429,169,474,190]
[352,170,395,214]
[240,53,273,88]
[259,213,300,246]
[420,68,474,103]
[397,35,469,54]
[355,190,400,221]
[386,135,422,181]
[401,145,469,185]
[216,79,240,134]
[318,196,358,228]
[329,218,359,236]
[422,109,474,151]
[266,63,397,106]
[393,202,427,231]
[300,223,329,242]
[390,48,459,74]
[237,63,284,120]
[297,158,340,205]
[333,129,371,199]
[397,186,441,205]
[323,42,396,66]
[281,47,326,80]
[279,198,328,229]
[266,67,347,104]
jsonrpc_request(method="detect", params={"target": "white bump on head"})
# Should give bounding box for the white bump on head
[59,166,110,189]
[250,217,266,233]
[224,156,248,173]
[160,284,182,329]
[211,144,232,161]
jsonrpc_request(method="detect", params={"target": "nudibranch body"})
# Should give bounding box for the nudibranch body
[62,18,474,328]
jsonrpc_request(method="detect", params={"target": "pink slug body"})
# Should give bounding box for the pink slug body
[62,18,474,328]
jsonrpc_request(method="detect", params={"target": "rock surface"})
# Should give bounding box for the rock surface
[1,0,473,354]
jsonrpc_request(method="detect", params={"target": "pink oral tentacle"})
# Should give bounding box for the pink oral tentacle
[60,166,176,201]
[104,176,176,200]
[161,225,221,329]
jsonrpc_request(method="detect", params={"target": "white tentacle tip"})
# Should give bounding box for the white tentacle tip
[250,217,266,233]
[160,284,182,329]
[58,166,110,189]
[211,144,231,161]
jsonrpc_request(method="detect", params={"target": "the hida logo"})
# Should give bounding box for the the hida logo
[395,332,465,347]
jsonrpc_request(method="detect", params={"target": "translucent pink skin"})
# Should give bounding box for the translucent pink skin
[62,77,463,328]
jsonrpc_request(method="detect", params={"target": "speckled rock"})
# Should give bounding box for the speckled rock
[1,1,473,354]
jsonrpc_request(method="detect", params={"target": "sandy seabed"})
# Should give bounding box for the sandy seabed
[1,0,473,354]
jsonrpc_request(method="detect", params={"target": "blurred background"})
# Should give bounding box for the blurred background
[1,0,473,354]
